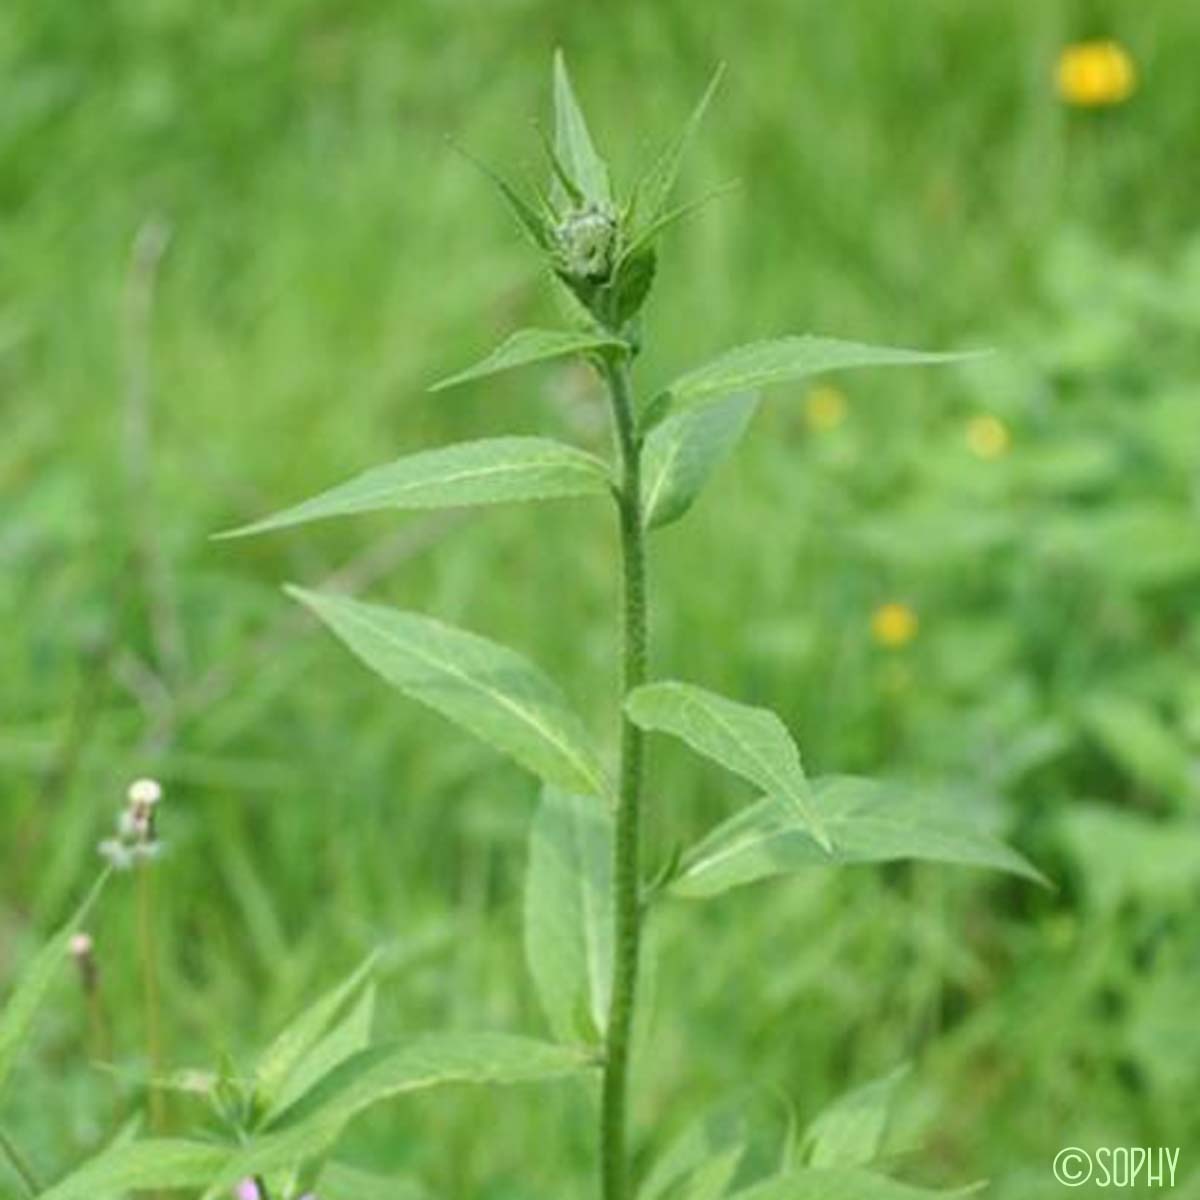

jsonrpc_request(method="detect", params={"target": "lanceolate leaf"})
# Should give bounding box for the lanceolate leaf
[38,1140,232,1200]
[204,1035,592,1194]
[267,984,376,1119]
[626,682,830,851]
[253,951,378,1115]
[216,437,612,538]
[430,329,626,392]
[289,588,612,800]
[552,50,611,207]
[672,776,1046,900]
[641,393,758,530]
[644,337,982,428]
[525,788,614,1044]
[0,870,107,1099]
[802,1066,909,1169]
[729,1168,981,1199]
[639,1096,748,1200]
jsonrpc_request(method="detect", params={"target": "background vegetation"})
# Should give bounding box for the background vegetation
[3,1,1199,1195]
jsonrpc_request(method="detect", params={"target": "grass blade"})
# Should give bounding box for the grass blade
[0,871,108,1099]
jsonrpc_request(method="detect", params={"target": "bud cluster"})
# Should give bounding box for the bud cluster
[553,203,619,284]
[98,777,164,870]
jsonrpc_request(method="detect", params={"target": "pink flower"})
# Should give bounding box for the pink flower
[234,1182,260,1200]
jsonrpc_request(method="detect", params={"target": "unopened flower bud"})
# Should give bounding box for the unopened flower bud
[70,931,98,992]
[128,778,163,807]
[555,204,617,283]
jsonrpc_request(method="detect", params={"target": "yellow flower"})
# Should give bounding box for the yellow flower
[805,384,847,432]
[871,602,919,649]
[1056,40,1136,108]
[966,414,1011,460]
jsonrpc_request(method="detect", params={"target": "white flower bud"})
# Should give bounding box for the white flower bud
[127,778,163,807]
[69,933,94,959]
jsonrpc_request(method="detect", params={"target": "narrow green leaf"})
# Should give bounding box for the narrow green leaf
[289,588,612,800]
[0,870,108,1098]
[802,1066,909,1169]
[267,984,376,1120]
[730,1168,981,1199]
[552,50,611,206]
[639,1096,747,1200]
[216,437,612,539]
[253,951,378,1115]
[430,328,626,392]
[524,788,614,1044]
[319,1161,430,1200]
[673,776,1046,900]
[626,682,830,851]
[682,1151,746,1200]
[452,142,552,249]
[636,65,725,227]
[645,337,983,428]
[92,1116,147,1200]
[205,1035,592,1193]
[622,180,740,265]
[38,1140,231,1200]
[641,393,758,530]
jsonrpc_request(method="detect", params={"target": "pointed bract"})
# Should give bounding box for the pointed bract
[552,50,612,207]
[635,64,726,228]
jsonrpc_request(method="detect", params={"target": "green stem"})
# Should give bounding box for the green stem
[600,354,648,1200]
[137,861,166,1138]
[0,1126,40,1198]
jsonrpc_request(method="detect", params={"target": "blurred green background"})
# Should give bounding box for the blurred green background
[4,0,1200,1195]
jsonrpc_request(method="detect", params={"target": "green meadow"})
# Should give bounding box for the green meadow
[3,1,1199,1196]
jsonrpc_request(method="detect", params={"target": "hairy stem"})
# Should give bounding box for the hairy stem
[137,861,167,1139]
[0,1126,40,1198]
[600,355,648,1200]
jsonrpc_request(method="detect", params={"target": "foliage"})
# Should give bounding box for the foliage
[4,3,1198,1197]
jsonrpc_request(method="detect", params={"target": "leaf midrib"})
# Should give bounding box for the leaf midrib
[338,604,610,801]
[313,450,607,509]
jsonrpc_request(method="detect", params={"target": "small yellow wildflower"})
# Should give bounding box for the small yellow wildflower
[871,602,919,649]
[805,384,847,432]
[966,414,1011,460]
[1056,40,1136,108]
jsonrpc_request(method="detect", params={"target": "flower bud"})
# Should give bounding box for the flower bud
[555,204,618,284]
[70,931,98,992]
[128,778,163,807]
